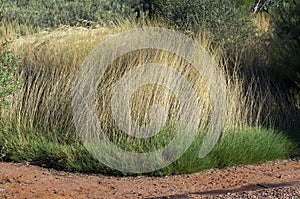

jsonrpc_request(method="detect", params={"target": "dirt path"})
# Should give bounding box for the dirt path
[0,159,299,198]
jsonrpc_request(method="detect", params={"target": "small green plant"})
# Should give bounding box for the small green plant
[0,39,22,117]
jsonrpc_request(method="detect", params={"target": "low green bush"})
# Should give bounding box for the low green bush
[0,39,22,117]
[155,127,299,175]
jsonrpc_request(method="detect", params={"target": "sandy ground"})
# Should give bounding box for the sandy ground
[0,159,299,199]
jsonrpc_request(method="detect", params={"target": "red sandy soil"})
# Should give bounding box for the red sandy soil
[0,159,299,198]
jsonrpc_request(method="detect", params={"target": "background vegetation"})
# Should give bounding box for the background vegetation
[0,0,299,176]
[0,39,22,118]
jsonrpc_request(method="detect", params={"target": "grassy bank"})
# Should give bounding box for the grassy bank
[0,120,298,176]
[0,25,298,175]
[0,1,299,176]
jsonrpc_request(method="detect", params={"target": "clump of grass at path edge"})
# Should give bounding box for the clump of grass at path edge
[0,120,298,176]
[0,21,299,176]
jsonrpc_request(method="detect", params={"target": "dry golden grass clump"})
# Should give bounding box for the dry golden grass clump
[5,21,298,141]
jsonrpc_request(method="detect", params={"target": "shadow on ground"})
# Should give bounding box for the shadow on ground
[145,181,300,199]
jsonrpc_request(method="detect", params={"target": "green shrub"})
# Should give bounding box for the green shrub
[154,1,252,35]
[158,127,298,175]
[152,0,256,63]
[269,0,300,90]
[0,0,135,30]
[0,39,22,117]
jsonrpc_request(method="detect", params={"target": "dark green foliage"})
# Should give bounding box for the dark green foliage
[152,0,256,62]
[110,0,160,20]
[269,0,300,90]
[155,0,251,33]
